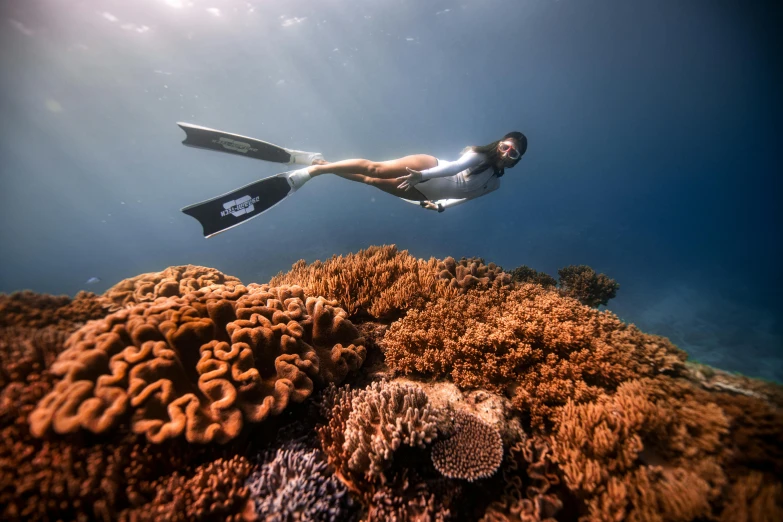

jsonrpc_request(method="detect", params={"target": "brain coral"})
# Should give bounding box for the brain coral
[383,283,686,429]
[431,410,503,482]
[29,283,366,443]
[103,265,242,310]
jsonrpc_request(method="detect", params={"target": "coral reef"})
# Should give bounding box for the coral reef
[556,265,619,308]
[29,284,365,443]
[1,248,781,522]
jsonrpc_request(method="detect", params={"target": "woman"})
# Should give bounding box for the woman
[288,131,528,212]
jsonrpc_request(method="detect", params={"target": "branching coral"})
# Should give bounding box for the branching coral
[383,284,686,428]
[718,471,783,522]
[103,265,242,310]
[431,410,503,482]
[246,440,357,522]
[556,265,619,308]
[121,454,255,521]
[269,245,511,320]
[319,381,438,484]
[552,377,731,521]
[29,284,365,443]
[269,245,454,319]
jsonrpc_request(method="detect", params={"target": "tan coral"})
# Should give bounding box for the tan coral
[435,256,512,290]
[29,283,365,444]
[269,245,512,320]
[320,380,439,483]
[384,284,686,429]
[103,265,242,310]
[481,436,564,522]
[719,471,783,522]
[553,377,731,521]
[431,410,503,482]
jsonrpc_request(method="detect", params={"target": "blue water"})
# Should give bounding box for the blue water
[1,0,780,381]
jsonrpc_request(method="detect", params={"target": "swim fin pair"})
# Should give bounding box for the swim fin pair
[177,123,322,238]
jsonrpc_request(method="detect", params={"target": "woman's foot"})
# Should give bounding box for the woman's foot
[286,168,312,190]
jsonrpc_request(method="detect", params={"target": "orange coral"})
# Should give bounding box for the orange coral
[121,454,254,521]
[269,244,451,319]
[103,265,242,310]
[269,246,512,320]
[383,284,686,428]
[719,471,783,522]
[29,283,365,444]
[435,256,511,290]
[553,377,731,521]
[481,436,564,522]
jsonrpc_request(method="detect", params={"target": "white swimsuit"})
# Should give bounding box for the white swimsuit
[414,151,500,208]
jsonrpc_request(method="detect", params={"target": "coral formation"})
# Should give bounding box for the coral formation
[2,250,782,522]
[431,410,503,482]
[123,454,254,521]
[103,265,242,310]
[29,284,365,443]
[556,265,619,308]
[553,377,730,521]
[481,436,565,522]
[319,380,439,483]
[435,256,512,290]
[507,265,557,289]
[246,440,357,521]
[384,283,685,428]
[269,245,511,320]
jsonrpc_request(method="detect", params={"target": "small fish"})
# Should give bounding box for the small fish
[85,277,102,285]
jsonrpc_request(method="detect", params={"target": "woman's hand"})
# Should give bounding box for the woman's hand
[396,167,423,190]
[419,200,444,212]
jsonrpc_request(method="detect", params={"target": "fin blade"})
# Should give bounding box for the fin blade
[176,122,292,163]
[181,174,294,238]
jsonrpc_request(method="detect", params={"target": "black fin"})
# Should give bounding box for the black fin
[177,122,292,163]
[181,175,293,237]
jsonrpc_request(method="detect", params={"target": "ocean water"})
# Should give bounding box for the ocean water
[1,0,780,382]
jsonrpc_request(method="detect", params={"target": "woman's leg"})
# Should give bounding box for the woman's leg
[308,154,437,180]
[307,154,437,200]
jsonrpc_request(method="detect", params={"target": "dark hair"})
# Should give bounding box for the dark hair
[461,131,528,178]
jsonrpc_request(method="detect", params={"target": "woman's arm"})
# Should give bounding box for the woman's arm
[397,151,484,190]
[420,151,484,180]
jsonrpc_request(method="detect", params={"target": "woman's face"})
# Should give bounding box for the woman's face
[497,139,520,166]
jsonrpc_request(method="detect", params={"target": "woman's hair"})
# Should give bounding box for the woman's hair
[461,131,528,177]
